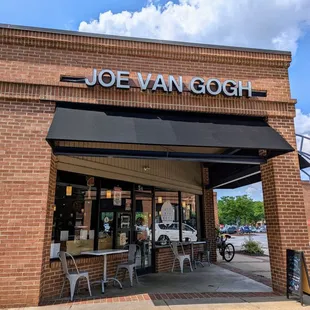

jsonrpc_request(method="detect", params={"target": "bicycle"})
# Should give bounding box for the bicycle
[216,231,235,262]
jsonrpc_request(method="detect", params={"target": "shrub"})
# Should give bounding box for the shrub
[242,237,264,255]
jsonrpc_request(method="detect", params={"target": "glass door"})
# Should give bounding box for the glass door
[133,186,154,274]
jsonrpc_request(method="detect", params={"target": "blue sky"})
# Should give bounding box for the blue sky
[1,0,309,201]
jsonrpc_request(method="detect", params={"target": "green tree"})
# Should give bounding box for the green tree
[218,195,264,226]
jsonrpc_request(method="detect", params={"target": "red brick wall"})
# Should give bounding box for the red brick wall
[213,192,219,228]
[302,182,310,240]
[41,253,128,301]
[155,244,204,273]
[261,117,309,293]
[0,26,303,307]
[0,100,55,307]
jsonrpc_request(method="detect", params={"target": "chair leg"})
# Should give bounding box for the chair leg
[188,258,193,272]
[86,275,92,297]
[115,266,119,278]
[129,267,133,287]
[179,258,184,273]
[135,267,139,284]
[172,258,176,272]
[122,269,127,282]
[60,278,66,298]
[207,251,211,266]
[69,278,78,301]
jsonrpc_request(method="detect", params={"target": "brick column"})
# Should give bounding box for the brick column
[214,192,219,228]
[202,167,217,262]
[260,117,310,293]
[0,100,55,308]
[39,154,57,300]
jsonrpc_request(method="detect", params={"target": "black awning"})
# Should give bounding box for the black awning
[47,106,293,158]
[299,153,310,169]
[209,152,308,189]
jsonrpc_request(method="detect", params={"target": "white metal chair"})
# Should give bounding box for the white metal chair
[58,251,92,301]
[115,244,139,286]
[170,241,193,273]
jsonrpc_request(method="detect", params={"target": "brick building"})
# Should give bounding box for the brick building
[0,24,309,308]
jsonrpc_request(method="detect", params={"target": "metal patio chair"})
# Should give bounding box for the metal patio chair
[170,241,193,273]
[115,244,139,286]
[58,251,92,301]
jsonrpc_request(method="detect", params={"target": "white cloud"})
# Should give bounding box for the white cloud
[79,0,310,53]
[245,182,263,200]
[295,109,310,135]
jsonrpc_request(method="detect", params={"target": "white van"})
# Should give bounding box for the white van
[154,222,197,244]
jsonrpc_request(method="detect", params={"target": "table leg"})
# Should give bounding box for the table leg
[104,255,107,282]
[101,255,107,293]
[103,254,123,291]
[190,243,193,268]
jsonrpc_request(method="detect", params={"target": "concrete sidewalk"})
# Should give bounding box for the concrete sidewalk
[219,253,271,283]
[9,296,310,310]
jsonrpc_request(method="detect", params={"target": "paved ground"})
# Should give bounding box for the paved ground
[10,296,310,310]
[8,255,310,309]
[219,253,271,281]
[229,234,269,256]
[41,263,272,305]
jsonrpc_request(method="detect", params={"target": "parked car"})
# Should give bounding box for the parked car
[154,222,198,244]
[227,225,237,234]
[258,225,267,233]
[249,226,257,233]
[220,224,230,234]
[239,226,251,234]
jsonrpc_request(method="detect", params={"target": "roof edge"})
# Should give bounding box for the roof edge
[0,23,291,56]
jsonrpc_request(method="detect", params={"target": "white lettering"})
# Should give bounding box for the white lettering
[152,74,168,92]
[85,69,97,87]
[98,69,116,88]
[137,73,152,91]
[223,80,238,96]
[190,77,205,94]
[116,71,130,89]
[238,81,252,97]
[168,75,183,93]
[206,79,222,96]
[84,69,253,98]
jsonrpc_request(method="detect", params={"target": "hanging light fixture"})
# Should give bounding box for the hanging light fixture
[182,201,186,208]
[158,196,163,204]
[66,186,72,196]
[106,190,112,199]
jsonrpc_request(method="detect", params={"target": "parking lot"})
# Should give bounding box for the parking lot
[228,233,269,256]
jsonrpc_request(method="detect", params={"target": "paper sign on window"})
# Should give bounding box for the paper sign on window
[161,201,174,225]
[89,230,95,240]
[60,230,69,241]
[113,187,122,206]
[80,229,88,240]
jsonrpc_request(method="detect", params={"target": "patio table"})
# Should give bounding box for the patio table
[181,241,206,268]
[81,249,128,293]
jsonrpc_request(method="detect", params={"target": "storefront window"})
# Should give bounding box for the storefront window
[182,192,200,242]
[155,191,179,245]
[99,181,132,249]
[51,171,97,257]
[51,170,202,258]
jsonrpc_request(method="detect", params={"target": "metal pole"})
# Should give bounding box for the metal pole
[93,178,101,250]
[178,191,183,242]
[151,187,156,272]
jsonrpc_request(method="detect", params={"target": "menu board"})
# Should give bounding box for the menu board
[287,249,310,305]
[287,249,302,297]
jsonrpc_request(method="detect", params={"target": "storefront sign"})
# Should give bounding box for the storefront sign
[161,201,174,225]
[85,69,252,97]
[113,187,122,206]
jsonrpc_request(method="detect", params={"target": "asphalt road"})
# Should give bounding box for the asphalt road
[228,233,269,256]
